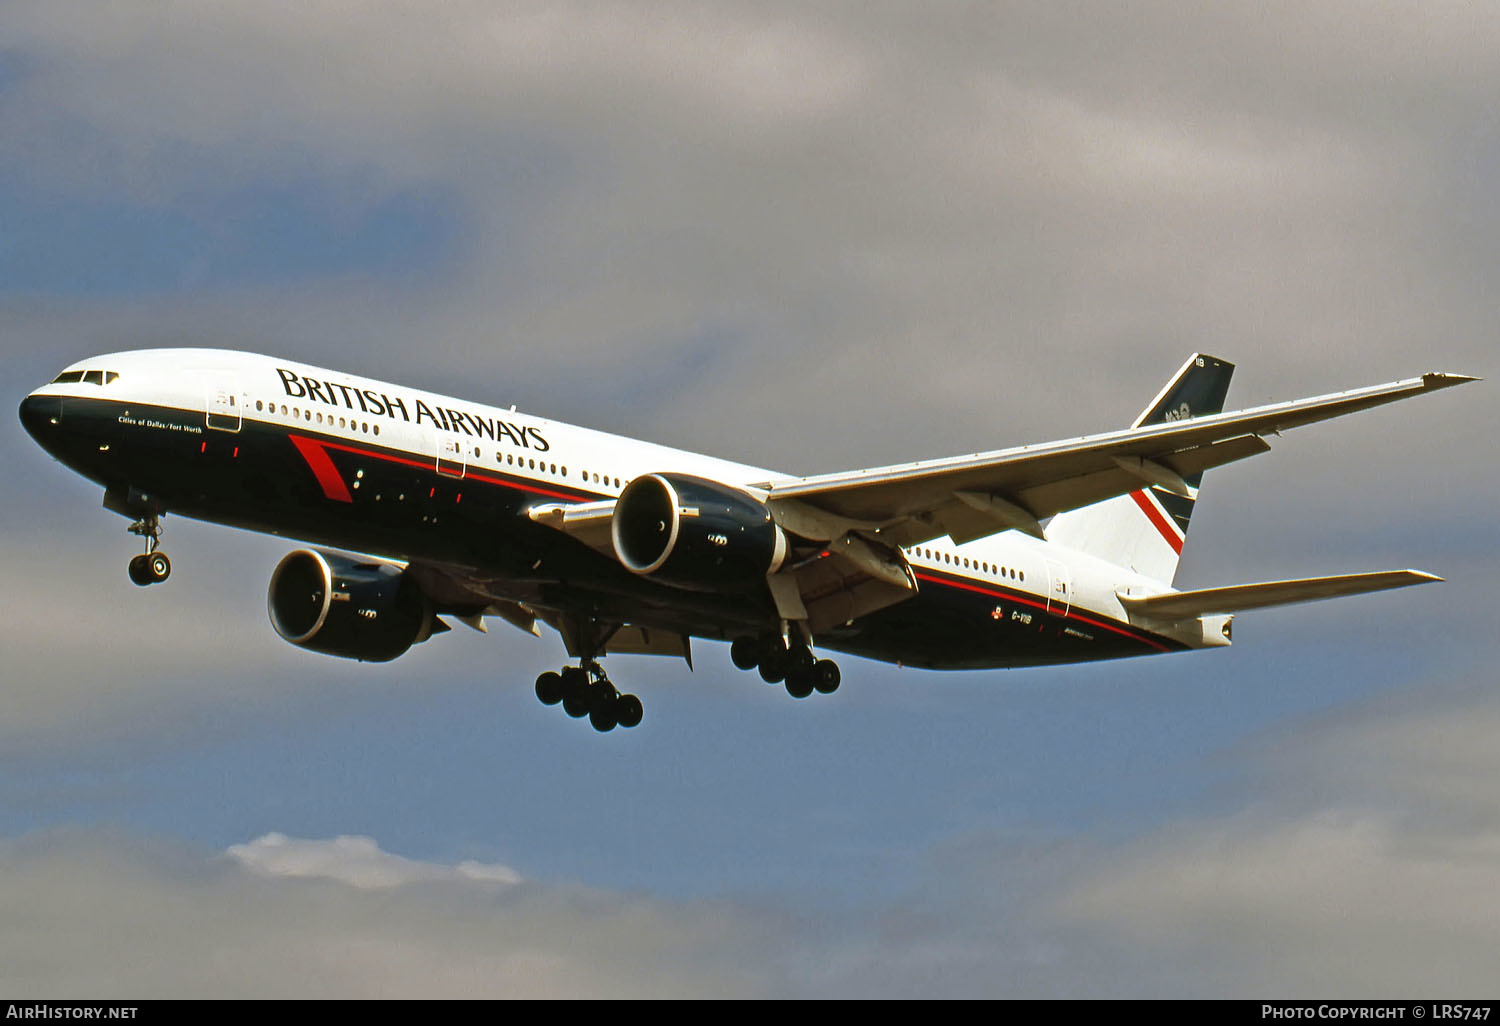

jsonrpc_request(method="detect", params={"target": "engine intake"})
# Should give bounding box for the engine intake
[612,474,787,592]
[268,549,437,662]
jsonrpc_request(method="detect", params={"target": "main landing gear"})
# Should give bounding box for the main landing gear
[125,511,171,587]
[730,636,841,699]
[534,663,643,733]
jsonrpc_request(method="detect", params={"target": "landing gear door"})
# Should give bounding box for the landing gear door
[205,380,242,433]
[435,435,466,479]
[1045,559,1072,616]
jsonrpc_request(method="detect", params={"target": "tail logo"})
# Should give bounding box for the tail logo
[1164,402,1192,422]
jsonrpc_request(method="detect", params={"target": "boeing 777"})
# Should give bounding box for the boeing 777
[18,350,1475,731]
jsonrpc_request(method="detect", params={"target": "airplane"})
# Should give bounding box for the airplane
[19,349,1475,732]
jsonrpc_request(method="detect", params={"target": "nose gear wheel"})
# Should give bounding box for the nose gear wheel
[125,512,171,586]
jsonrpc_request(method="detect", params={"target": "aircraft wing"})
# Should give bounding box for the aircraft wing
[760,372,1475,547]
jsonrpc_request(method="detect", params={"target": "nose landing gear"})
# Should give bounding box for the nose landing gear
[125,512,171,586]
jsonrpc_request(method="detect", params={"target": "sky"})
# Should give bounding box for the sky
[1,0,1496,998]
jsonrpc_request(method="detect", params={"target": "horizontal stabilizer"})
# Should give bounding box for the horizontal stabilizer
[1120,570,1442,619]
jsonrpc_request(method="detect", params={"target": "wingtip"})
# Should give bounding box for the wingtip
[1422,372,1482,388]
[1405,570,1445,584]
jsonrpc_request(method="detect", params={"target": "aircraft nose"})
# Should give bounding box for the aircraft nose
[18,393,63,444]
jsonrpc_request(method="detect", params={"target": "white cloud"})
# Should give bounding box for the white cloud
[227,832,521,888]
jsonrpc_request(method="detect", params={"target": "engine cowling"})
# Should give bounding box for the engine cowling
[611,474,787,592]
[268,549,437,662]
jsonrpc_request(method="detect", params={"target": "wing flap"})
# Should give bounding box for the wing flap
[1120,570,1442,619]
[599,625,692,659]
[1155,432,1273,478]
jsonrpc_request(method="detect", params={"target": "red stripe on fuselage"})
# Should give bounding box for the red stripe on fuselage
[912,570,1174,653]
[289,434,354,503]
[1129,489,1184,554]
[288,433,593,504]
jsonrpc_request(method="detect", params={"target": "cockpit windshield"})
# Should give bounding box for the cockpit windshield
[51,369,118,385]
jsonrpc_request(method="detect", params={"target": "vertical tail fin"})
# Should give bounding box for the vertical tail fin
[1046,354,1234,584]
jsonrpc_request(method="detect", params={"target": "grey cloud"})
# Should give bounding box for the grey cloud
[3,2,1492,469]
[0,829,776,998]
[1,3,1495,999]
[13,680,1500,998]
[1051,677,1500,996]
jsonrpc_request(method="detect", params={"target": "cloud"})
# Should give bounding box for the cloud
[1059,810,1500,994]
[1052,678,1500,995]
[8,681,1500,998]
[0,829,776,998]
[227,832,521,888]
[3,1,1492,469]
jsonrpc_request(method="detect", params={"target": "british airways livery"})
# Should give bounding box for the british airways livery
[19,350,1475,731]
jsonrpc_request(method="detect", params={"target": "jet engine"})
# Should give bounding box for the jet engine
[268,549,439,662]
[611,474,787,592]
